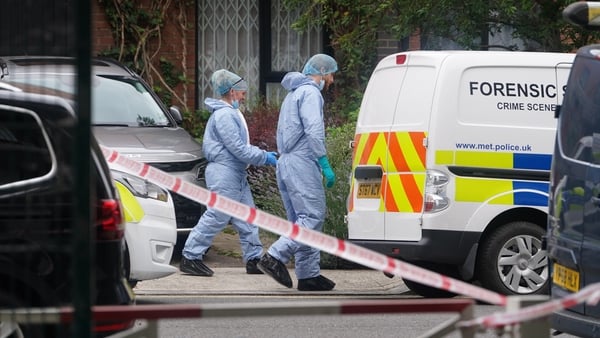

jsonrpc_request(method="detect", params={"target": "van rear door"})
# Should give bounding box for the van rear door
[348,53,436,241]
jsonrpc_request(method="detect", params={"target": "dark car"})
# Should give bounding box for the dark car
[547,44,600,337]
[0,56,207,245]
[0,90,134,337]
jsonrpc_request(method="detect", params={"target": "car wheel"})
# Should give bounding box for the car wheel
[124,242,134,285]
[477,221,548,295]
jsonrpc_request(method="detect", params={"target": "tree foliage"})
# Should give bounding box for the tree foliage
[286,1,600,70]
[282,0,600,122]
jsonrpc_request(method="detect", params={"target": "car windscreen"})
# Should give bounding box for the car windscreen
[4,74,171,127]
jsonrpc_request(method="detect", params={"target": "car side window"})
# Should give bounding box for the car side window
[0,106,55,194]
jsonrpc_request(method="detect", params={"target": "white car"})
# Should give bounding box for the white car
[111,169,177,286]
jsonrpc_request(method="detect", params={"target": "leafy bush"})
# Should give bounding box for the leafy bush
[320,121,358,268]
[246,100,285,242]
[182,108,210,139]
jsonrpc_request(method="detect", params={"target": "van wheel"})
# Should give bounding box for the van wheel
[402,278,458,298]
[477,221,548,295]
[401,263,458,298]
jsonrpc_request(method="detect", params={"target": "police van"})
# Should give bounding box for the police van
[346,50,574,297]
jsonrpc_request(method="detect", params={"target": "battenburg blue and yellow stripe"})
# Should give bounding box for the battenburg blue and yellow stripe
[437,150,551,207]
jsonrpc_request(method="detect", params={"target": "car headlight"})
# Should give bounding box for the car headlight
[111,170,169,202]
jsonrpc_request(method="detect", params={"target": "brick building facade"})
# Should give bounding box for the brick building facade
[91,0,198,111]
[91,1,418,113]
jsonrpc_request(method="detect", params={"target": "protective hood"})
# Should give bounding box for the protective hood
[281,72,317,91]
[204,98,232,113]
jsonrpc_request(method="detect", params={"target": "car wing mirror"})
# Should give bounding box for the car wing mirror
[169,106,183,125]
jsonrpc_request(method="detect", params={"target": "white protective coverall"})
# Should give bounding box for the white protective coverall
[267,71,329,279]
[182,98,270,262]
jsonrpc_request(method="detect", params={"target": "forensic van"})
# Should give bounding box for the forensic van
[346,50,574,297]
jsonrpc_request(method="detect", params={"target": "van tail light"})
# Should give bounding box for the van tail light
[97,199,125,240]
[423,170,449,213]
[396,54,407,64]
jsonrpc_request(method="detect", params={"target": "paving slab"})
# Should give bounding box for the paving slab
[134,268,410,296]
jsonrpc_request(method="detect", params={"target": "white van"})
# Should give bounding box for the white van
[346,50,574,297]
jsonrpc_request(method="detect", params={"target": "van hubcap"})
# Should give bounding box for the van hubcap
[497,235,547,294]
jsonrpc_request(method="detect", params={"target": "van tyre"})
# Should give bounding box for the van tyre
[401,263,458,298]
[402,278,458,298]
[477,221,548,295]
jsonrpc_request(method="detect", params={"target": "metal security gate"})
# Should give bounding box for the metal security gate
[197,0,322,106]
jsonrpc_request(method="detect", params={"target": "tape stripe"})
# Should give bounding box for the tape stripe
[100,146,507,306]
[208,191,217,208]
[139,164,149,177]
[385,257,396,273]
[290,223,300,239]
[247,208,256,225]
[172,178,182,193]
[441,277,452,291]
[459,282,600,329]
[107,151,118,163]
[336,239,346,256]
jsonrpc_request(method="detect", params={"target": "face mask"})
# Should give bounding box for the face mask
[318,79,325,91]
[232,100,240,109]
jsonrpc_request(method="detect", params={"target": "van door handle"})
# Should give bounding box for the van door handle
[592,196,600,207]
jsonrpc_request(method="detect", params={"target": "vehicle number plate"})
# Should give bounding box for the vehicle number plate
[357,182,381,199]
[553,263,580,292]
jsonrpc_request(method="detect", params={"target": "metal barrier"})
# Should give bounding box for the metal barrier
[4,147,598,337]
[0,299,476,338]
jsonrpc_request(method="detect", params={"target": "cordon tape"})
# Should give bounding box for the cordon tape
[458,282,600,329]
[102,146,600,329]
[101,146,506,306]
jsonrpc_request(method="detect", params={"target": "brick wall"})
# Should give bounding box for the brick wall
[92,1,423,111]
[91,0,197,111]
[376,31,421,61]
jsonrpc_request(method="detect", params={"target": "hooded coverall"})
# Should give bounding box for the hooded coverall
[182,98,268,263]
[266,71,328,279]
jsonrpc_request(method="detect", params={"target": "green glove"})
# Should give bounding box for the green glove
[318,156,336,188]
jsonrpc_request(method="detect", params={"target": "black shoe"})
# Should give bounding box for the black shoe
[180,257,214,276]
[257,253,292,288]
[297,275,336,291]
[246,258,264,274]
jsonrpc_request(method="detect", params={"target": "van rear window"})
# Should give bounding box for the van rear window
[358,66,435,128]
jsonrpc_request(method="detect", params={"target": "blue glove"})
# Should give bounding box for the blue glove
[318,156,335,188]
[265,151,278,166]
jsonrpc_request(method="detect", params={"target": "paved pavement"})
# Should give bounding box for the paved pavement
[133,267,411,297]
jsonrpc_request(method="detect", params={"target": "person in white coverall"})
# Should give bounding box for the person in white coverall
[257,54,338,291]
[180,69,278,277]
